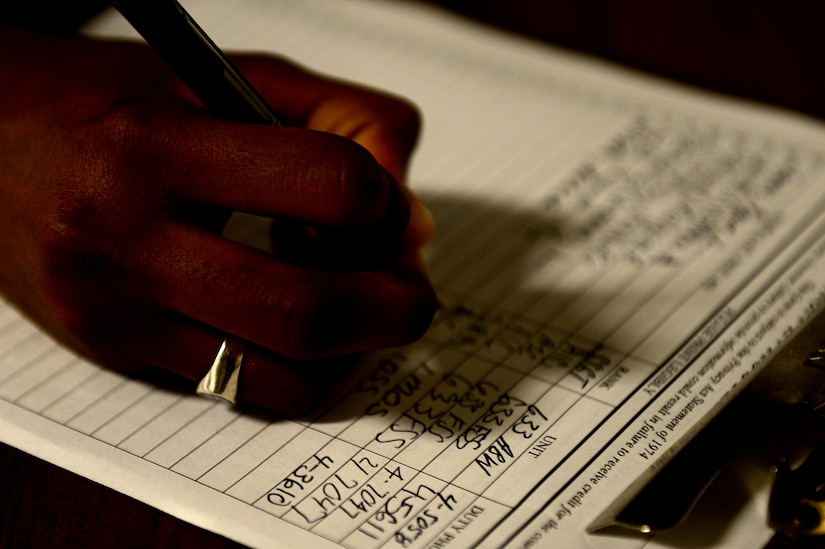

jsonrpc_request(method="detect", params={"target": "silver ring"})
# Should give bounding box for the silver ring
[196,336,244,405]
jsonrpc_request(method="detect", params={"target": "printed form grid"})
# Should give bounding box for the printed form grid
[2,111,824,547]
[0,292,667,548]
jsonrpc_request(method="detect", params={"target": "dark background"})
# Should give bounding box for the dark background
[427,0,825,121]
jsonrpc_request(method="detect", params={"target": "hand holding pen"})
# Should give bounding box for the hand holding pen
[0,2,436,414]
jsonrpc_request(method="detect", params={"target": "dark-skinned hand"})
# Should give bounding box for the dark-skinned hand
[0,23,436,415]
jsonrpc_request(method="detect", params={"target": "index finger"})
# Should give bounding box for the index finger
[161,120,409,230]
[231,54,422,183]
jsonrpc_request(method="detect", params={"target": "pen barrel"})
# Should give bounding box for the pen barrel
[112,0,281,125]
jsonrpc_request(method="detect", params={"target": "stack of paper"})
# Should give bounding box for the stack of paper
[3,0,825,546]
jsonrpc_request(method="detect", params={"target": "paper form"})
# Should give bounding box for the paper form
[3,0,825,547]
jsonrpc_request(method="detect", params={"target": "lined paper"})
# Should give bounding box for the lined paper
[3,1,825,547]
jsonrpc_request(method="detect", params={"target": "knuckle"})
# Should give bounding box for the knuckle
[77,93,190,187]
[39,187,110,259]
[35,184,127,295]
[34,102,171,287]
[32,188,135,352]
[64,92,150,152]
[91,99,142,140]
[329,140,389,225]
[90,100,161,168]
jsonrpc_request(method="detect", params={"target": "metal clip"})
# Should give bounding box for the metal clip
[768,444,825,538]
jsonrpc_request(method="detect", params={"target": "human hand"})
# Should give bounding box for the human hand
[0,24,436,414]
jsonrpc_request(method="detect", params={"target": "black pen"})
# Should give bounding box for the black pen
[111,0,282,125]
